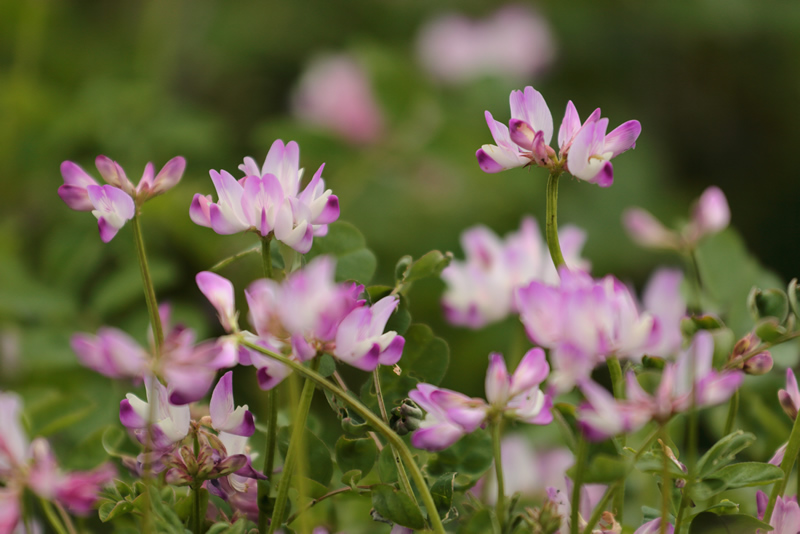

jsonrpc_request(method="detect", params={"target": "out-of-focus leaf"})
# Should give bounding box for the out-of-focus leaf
[89,258,177,316]
[426,429,493,484]
[371,484,426,529]
[568,453,627,484]
[688,512,772,533]
[335,436,377,477]
[458,508,499,534]
[430,472,456,520]
[277,426,333,488]
[306,221,377,284]
[696,430,755,479]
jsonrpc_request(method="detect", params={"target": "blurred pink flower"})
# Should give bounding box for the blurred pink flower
[292,54,384,145]
[417,5,556,84]
[442,217,589,328]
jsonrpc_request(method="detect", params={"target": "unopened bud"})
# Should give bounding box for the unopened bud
[779,389,798,421]
[390,399,423,436]
[213,454,247,478]
[196,447,216,478]
[732,333,757,358]
[165,467,192,486]
[179,446,198,474]
[743,352,773,376]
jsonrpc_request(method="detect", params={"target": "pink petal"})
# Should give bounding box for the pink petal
[557,100,581,150]
[604,120,641,157]
[151,156,186,195]
[196,271,237,333]
[485,352,510,405]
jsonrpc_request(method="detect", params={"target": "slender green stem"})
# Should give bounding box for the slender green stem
[131,212,163,354]
[261,236,274,279]
[581,427,661,534]
[571,436,588,534]
[258,234,278,533]
[240,338,446,534]
[659,436,671,534]
[54,502,77,534]
[39,498,69,534]
[684,248,704,315]
[674,398,699,533]
[287,485,372,525]
[373,369,417,504]
[723,390,739,436]
[764,407,800,521]
[192,432,202,534]
[268,361,320,534]
[210,245,260,272]
[545,170,567,271]
[607,356,626,520]
[492,418,506,532]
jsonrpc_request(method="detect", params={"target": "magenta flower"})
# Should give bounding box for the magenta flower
[477,86,554,173]
[476,86,641,187]
[70,327,149,380]
[333,296,405,371]
[196,271,239,333]
[190,140,339,253]
[416,5,556,85]
[757,490,800,533]
[441,217,589,328]
[58,156,185,242]
[546,479,609,534]
[623,186,730,250]
[0,393,29,478]
[516,267,656,391]
[779,368,800,420]
[210,372,255,437]
[292,54,384,145]
[408,384,487,451]
[410,350,551,450]
[120,376,191,450]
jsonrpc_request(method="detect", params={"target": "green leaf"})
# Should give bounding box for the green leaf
[317,353,336,378]
[458,508,499,534]
[367,285,411,335]
[306,221,377,284]
[361,323,449,411]
[748,287,789,323]
[755,318,787,342]
[430,472,456,520]
[789,278,800,319]
[707,462,783,490]
[568,454,627,484]
[98,500,135,522]
[378,444,398,484]
[427,429,493,484]
[695,431,756,479]
[689,499,739,518]
[635,451,689,479]
[401,250,452,284]
[26,392,96,437]
[688,512,773,533]
[277,426,333,487]
[340,469,362,487]
[335,436,378,477]
[371,484,426,529]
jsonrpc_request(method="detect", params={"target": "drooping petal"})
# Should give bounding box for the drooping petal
[196,271,237,333]
[210,372,255,437]
[86,185,135,242]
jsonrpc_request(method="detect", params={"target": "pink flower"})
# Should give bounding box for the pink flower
[190,140,339,253]
[70,327,149,380]
[757,490,800,533]
[642,268,686,357]
[410,350,551,450]
[476,87,640,187]
[196,271,238,333]
[58,156,185,242]
[292,54,384,145]
[209,372,255,437]
[442,217,589,328]
[516,268,656,391]
[546,479,609,534]
[0,393,29,478]
[416,5,556,85]
[779,368,800,420]
[119,376,191,450]
[623,186,730,250]
[333,296,405,371]
[634,519,674,534]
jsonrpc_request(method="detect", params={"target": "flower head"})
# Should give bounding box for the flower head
[58,156,185,242]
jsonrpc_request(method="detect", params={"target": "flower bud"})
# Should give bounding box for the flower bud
[213,454,248,478]
[779,389,798,421]
[743,351,773,376]
[390,399,423,436]
[165,467,192,486]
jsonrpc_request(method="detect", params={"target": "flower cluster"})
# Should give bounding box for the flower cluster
[58,155,185,242]
[624,186,731,250]
[409,349,552,450]
[71,304,235,404]
[441,216,590,328]
[0,392,116,531]
[190,139,339,253]
[577,332,743,441]
[476,86,641,186]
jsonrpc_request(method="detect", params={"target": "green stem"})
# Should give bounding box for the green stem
[581,427,661,534]
[685,248,704,315]
[571,436,588,534]
[39,498,69,534]
[240,338,446,534]
[54,502,78,534]
[192,432,202,534]
[261,236,274,279]
[675,397,699,533]
[258,389,279,532]
[258,235,278,533]
[268,360,319,534]
[660,436,671,534]
[492,418,506,532]
[723,390,739,436]
[131,212,163,354]
[607,356,626,520]
[545,170,567,271]
[210,245,260,272]
[764,408,800,522]
[373,369,417,504]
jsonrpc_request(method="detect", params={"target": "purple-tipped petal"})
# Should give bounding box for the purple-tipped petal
[593,160,614,187]
[210,372,255,437]
[508,119,537,150]
[196,271,237,333]
[378,335,404,366]
[87,185,135,242]
[509,348,549,395]
[120,399,147,429]
[151,156,186,195]
[189,194,213,227]
[411,424,465,451]
[604,120,641,157]
[314,194,340,225]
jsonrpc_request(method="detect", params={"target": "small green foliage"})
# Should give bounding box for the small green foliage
[430,472,457,521]
[696,430,756,479]
[306,221,377,284]
[748,287,790,323]
[371,484,426,529]
[335,436,378,477]
[427,429,494,485]
[277,426,334,488]
[688,512,773,533]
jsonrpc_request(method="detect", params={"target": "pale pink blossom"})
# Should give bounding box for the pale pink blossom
[292,54,384,145]
[333,296,405,371]
[757,490,800,534]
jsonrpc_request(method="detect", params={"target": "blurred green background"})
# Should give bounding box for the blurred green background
[2,0,799,485]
